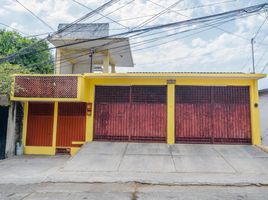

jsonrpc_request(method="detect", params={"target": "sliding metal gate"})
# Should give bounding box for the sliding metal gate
[94,86,167,142]
[175,86,251,144]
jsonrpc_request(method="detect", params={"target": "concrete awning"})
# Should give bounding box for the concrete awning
[49,38,134,67]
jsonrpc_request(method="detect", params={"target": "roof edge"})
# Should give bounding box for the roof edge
[84,72,266,80]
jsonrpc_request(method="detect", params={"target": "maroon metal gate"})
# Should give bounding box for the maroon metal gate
[94,86,167,142]
[175,86,251,144]
[56,102,86,148]
[26,102,54,146]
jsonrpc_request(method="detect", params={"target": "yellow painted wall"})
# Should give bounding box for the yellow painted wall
[167,84,175,144]
[85,77,261,146]
[20,75,263,156]
[250,80,261,145]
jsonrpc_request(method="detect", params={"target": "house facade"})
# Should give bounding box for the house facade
[259,88,268,146]
[10,24,266,155]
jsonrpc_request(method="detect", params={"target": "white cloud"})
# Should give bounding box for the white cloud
[1,0,268,88]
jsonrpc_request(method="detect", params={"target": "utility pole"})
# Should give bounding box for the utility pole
[251,38,255,73]
[89,48,95,73]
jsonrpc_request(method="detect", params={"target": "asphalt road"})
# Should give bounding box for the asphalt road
[1,183,268,200]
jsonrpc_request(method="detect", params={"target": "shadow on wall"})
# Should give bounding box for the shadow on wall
[0,106,8,159]
[259,91,268,146]
[0,100,24,159]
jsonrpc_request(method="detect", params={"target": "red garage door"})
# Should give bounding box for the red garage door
[94,86,167,142]
[26,102,54,146]
[56,102,86,148]
[175,86,251,144]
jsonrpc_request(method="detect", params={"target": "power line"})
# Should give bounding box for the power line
[240,14,268,72]
[253,15,268,39]
[24,17,235,70]
[56,0,129,39]
[52,3,268,50]
[0,22,29,36]
[54,15,255,70]
[93,16,249,59]
[2,0,122,64]
[1,2,267,64]
[107,0,237,24]
[93,0,185,55]
[64,3,266,59]
[88,0,134,26]
[26,13,257,72]
[14,0,55,31]
[71,0,130,29]
[147,0,249,41]
[52,0,121,36]
[132,0,184,29]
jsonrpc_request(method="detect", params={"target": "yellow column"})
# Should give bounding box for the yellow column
[250,81,261,145]
[22,102,28,147]
[55,49,61,74]
[86,82,95,142]
[167,83,175,144]
[111,64,116,73]
[103,53,110,73]
[52,102,58,154]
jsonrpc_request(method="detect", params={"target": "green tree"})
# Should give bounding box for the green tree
[0,29,54,73]
[0,29,54,96]
[0,62,30,96]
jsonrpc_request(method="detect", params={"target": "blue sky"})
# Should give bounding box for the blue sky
[1,0,268,89]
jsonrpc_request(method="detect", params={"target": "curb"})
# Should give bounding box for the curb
[255,145,268,153]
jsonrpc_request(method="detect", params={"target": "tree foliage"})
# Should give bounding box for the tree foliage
[0,62,30,95]
[0,29,54,73]
[0,29,54,96]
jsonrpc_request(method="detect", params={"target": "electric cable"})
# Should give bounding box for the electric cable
[14,0,55,31]
[1,2,267,65]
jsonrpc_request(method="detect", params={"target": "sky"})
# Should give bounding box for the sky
[1,0,268,89]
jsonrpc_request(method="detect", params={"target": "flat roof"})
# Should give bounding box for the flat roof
[13,72,266,80]
[259,88,268,94]
[84,72,266,80]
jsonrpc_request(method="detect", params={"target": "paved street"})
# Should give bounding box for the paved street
[1,182,268,200]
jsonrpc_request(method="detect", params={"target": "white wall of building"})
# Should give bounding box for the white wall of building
[259,92,268,146]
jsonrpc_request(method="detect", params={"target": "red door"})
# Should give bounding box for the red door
[94,86,167,142]
[26,102,54,146]
[175,86,251,144]
[56,102,86,147]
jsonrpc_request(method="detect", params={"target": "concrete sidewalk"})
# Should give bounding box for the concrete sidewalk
[1,142,268,185]
[0,155,68,184]
[49,142,268,185]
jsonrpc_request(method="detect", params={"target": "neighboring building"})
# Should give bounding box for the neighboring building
[0,95,22,159]
[10,23,266,156]
[259,88,268,146]
[49,23,134,74]
[0,95,9,159]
